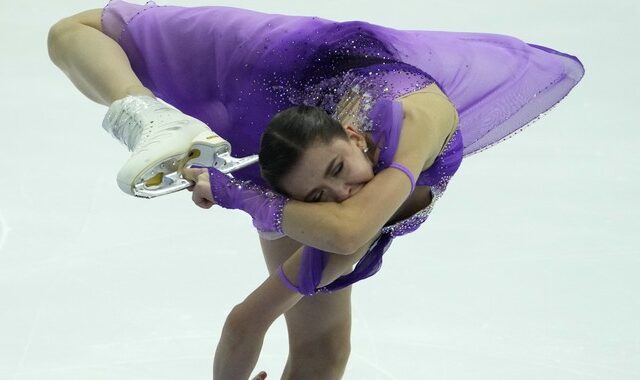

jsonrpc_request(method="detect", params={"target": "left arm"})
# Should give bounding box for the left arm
[283,86,458,253]
[184,84,458,255]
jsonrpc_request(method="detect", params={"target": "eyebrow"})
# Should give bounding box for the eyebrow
[304,155,337,201]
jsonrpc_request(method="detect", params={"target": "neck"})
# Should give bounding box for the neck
[364,132,381,167]
[370,145,381,166]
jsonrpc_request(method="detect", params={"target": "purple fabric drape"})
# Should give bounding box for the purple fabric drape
[102,0,584,294]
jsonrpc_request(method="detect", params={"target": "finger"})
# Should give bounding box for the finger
[193,183,216,209]
[192,188,209,209]
[195,196,213,209]
[195,182,213,200]
[181,166,207,182]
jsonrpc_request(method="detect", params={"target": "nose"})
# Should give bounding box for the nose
[333,182,353,202]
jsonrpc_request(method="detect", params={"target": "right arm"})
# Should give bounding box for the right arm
[46,8,357,254]
[280,169,412,254]
[49,9,454,256]
[188,91,456,255]
[282,87,458,255]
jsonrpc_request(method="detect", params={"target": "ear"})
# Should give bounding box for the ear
[343,125,366,149]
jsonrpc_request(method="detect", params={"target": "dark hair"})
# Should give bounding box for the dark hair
[259,105,374,197]
[259,106,344,196]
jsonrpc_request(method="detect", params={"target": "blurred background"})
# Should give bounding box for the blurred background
[0,0,638,378]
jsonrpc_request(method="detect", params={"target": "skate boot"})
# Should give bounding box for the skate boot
[102,95,258,198]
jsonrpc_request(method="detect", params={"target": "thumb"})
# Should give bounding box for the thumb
[181,166,208,182]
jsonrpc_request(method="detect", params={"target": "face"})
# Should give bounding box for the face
[280,126,378,203]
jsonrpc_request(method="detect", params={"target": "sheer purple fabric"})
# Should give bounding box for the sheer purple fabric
[277,246,329,296]
[388,162,417,194]
[202,166,288,235]
[102,0,584,295]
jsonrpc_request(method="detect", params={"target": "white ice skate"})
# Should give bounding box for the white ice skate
[103,95,258,198]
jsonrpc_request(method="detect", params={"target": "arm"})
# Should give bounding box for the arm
[281,84,458,254]
[47,9,155,105]
[187,85,458,255]
[49,9,454,255]
[212,232,381,379]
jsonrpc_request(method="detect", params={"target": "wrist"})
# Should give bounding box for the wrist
[238,179,289,235]
[205,167,289,234]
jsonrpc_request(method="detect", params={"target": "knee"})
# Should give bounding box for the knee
[287,340,351,379]
[296,341,351,364]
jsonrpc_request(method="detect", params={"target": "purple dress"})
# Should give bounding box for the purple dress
[102,0,585,295]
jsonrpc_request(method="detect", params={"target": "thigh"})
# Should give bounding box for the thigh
[63,9,103,31]
[258,234,352,353]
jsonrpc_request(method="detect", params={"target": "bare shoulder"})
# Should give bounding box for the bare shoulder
[395,82,459,171]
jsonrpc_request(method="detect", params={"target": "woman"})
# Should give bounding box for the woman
[47,0,584,378]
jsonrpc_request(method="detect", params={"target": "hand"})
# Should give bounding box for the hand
[181,165,288,235]
[181,166,216,209]
[251,371,267,380]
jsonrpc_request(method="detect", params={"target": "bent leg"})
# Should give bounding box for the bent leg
[48,8,154,105]
[259,235,352,380]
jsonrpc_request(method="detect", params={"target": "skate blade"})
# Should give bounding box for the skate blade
[131,131,259,199]
[183,131,259,174]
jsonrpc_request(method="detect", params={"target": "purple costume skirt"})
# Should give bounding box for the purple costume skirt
[102,0,585,295]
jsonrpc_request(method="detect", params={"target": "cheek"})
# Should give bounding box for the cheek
[350,156,374,182]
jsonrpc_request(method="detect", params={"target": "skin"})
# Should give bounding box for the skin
[183,110,439,235]
[181,126,378,379]
[50,9,455,377]
[277,126,381,203]
[48,9,270,380]
[183,124,382,208]
[184,97,445,377]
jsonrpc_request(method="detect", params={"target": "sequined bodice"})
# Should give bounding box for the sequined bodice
[104,0,584,297]
[382,128,462,237]
[284,61,463,237]
[238,52,465,244]
[285,62,437,158]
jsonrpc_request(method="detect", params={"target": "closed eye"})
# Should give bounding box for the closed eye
[312,162,343,202]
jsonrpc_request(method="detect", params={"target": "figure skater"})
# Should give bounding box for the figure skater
[47,1,584,378]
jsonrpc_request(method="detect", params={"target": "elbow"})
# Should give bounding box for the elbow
[335,223,367,255]
[227,303,270,336]
[225,305,250,337]
[333,205,371,255]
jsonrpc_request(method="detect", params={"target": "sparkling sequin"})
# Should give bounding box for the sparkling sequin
[263,60,460,295]
[382,129,463,238]
[102,1,584,296]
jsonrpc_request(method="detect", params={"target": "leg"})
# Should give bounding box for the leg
[48,9,154,106]
[259,235,352,380]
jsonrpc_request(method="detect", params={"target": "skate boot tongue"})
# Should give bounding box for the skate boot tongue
[102,95,258,198]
